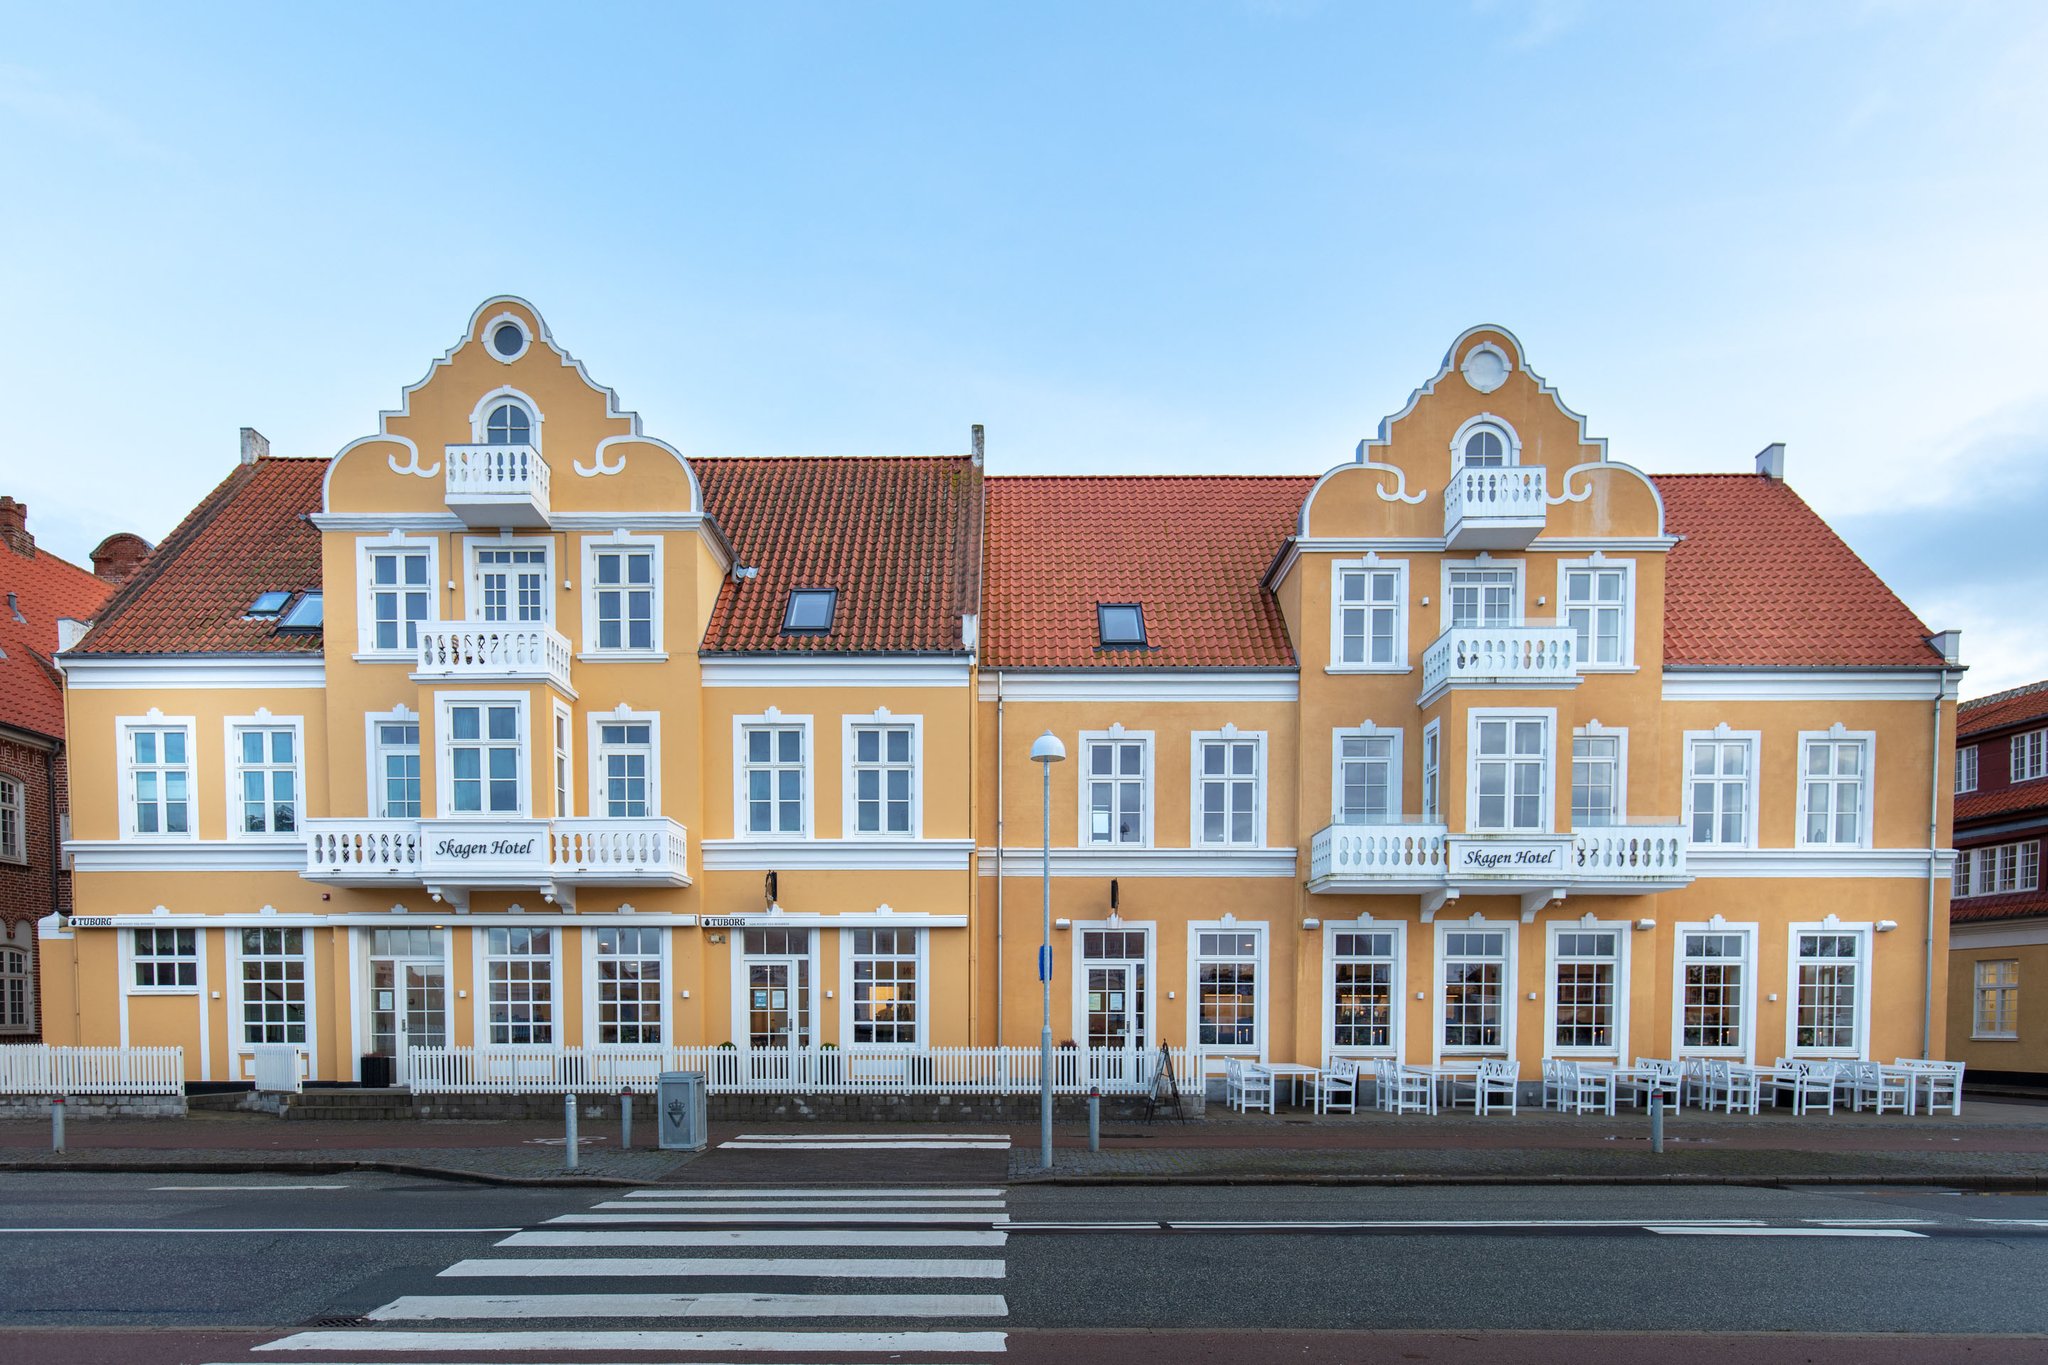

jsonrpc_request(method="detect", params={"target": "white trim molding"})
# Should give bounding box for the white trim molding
[731,710,816,839]
[978,671,1298,702]
[69,840,308,873]
[1078,727,1155,850]
[62,657,327,689]
[701,838,974,872]
[1688,847,1955,878]
[1554,554,1637,672]
[1681,725,1762,851]
[709,658,971,689]
[1326,555,1412,675]
[115,712,198,842]
[1189,726,1268,849]
[578,530,666,659]
[841,710,926,842]
[1794,725,1877,851]
[1662,668,1957,701]
[221,711,307,843]
[587,705,662,819]
[977,847,1298,878]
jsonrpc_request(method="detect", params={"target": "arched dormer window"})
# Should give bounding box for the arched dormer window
[1450,415,1520,469]
[486,401,533,447]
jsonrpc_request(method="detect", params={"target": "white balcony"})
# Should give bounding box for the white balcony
[1308,821,1688,906]
[1570,823,1689,890]
[1420,625,1578,704]
[303,816,690,906]
[414,620,574,694]
[1444,465,1547,549]
[444,444,551,527]
[1309,821,1449,894]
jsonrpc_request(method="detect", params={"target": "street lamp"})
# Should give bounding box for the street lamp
[1029,730,1066,1172]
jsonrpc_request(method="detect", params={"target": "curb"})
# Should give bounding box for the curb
[0,1158,656,1188]
[1008,1171,2048,1190]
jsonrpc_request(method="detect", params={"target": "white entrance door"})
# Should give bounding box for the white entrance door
[371,959,447,1055]
[1081,927,1149,1086]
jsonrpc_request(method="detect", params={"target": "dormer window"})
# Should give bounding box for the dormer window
[1097,603,1147,649]
[1460,424,1509,467]
[782,588,837,635]
[246,591,292,619]
[486,401,533,446]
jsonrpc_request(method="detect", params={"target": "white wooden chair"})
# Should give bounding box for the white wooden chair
[1899,1059,1965,1116]
[1461,1058,1518,1117]
[1680,1057,1711,1108]
[1222,1056,1244,1112]
[1238,1061,1276,1115]
[1561,1061,1616,1117]
[1619,1057,1683,1109]
[1705,1059,1760,1114]
[1540,1058,1564,1111]
[1311,1058,1359,1115]
[1782,1060,1837,1116]
[1846,1062,1910,1115]
[1384,1063,1435,1115]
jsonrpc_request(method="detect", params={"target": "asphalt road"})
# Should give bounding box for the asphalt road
[3,1171,2047,1363]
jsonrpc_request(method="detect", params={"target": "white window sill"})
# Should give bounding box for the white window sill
[120,833,199,843]
[738,832,814,841]
[1970,1032,2018,1043]
[225,834,303,844]
[842,833,928,843]
[1193,842,1270,852]
[0,854,27,868]
[1793,842,1873,852]
[128,987,201,996]
[352,651,420,664]
[577,650,670,663]
[1577,665,1640,675]
[1324,665,1413,676]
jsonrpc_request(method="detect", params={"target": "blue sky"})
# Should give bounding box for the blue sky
[3,2,2043,696]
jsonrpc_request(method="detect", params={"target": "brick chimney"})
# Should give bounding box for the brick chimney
[90,532,153,586]
[0,497,32,556]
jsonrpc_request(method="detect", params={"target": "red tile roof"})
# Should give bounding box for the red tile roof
[1653,474,1942,669]
[1955,783,2048,823]
[0,532,115,739]
[1960,681,2048,739]
[696,457,981,655]
[73,459,327,657]
[1951,888,2048,925]
[982,476,1314,669]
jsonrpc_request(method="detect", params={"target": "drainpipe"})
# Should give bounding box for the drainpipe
[994,672,1005,1044]
[1922,665,1954,1060]
[44,744,60,1042]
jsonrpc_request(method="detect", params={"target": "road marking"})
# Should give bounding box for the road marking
[719,1140,1010,1150]
[0,1226,519,1234]
[1647,1226,1928,1238]
[369,1291,1009,1320]
[623,1186,1005,1198]
[254,1328,1009,1352]
[1060,1218,1765,1231]
[596,1198,1008,1211]
[440,1255,1007,1279]
[149,1184,351,1191]
[501,1228,1009,1248]
[1802,1218,1938,1226]
[546,1211,1010,1225]
[1971,1218,2048,1227]
[728,1133,1007,1142]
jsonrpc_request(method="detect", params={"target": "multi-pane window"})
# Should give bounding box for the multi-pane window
[239,928,307,1045]
[373,721,421,818]
[133,928,198,989]
[1974,959,2019,1039]
[595,721,654,818]
[1562,566,1628,666]
[1460,426,1509,467]
[1801,737,1869,846]
[850,928,920,1046]
[1448,568,1517,629]
[1197,738,1259,845]
[127,726,191,836]
[1793,932,1863,1053]
[485,927,553,1045]
[1571,733,1620,827]
[476,545,547,623]
[1552,930,1619,1050]
[0,776,20,862]
[2014,729,2048,783]
[594,927,662,1045]
[1330,930,1396,1050]
[1680,931,1747,1052]
[447,702,523,814]
[232,726,298,835]
[850,725,914,836]
[366,547,431,652]
[1954,841,2040,899]
[485,401,531,445]
[1473,716,1547,831]
[553,709,572,817]
[742,725,806,835]
[0,947,26,1030]
[1687,737,1753,846]
[1084,738,1147,845]
[1336,733,1396,825]
[1956,744,1979,795]
[1336,566,1402,667]
[1421,724,1440,820]
[592,547,656,651]
[1442,930,1507,1050]
[1195,931,1259,1049]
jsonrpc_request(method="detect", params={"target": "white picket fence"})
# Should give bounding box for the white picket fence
[404,1044,1198,1097]
[0,1045,186,1096]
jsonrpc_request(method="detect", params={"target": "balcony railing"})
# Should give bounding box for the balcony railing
[1420,625,1578,702]
[1444,465,1547,549]
[1308,820,1689,896]
[304,816,690,888]
[415,620,574,693]
[1571,824,1688,883]
[550,818,691,881]
[444,444,551,527]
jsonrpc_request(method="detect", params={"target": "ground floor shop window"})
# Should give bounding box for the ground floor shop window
[485,927,553,1045]
[1793,930,1863,1053]
[1330,930,1395,1050]
[1195,930,1259,1049]
[239,928,306,1045]
[1551,928,1619,1051]
[1680,930,1748,1052]
[133,927,197,989]
[849,928,919,1046]
[595,926,663,1045]
[1442,929,1507,1050]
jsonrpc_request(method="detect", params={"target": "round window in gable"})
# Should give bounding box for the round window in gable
[482,313,532,363]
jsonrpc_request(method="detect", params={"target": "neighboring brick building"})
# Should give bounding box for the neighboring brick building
[0,497,135,1037]
[1949,682,2048,1083]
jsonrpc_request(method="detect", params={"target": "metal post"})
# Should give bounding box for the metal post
[620,1092,633,1151]
[1650,1092,1665,1155]
[1040,759,1053,1173]
[51,1095,65,1154]
[565,1093,580,1170]
[1088,1087,1100,1153]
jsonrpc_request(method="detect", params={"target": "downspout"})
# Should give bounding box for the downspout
[1923,669,1951,1060]
[44,743,60,1042]
[994,671,1005,1045]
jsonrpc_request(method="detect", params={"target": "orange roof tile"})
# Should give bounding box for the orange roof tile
[0,529,114,739]
[1960,680,2048,739]
[1955,782,2048,823]
[74,459,327,657]
[1653,475,1942,669]
[696,456,981,655]
[982,476,1313,669]
[1951,888,2048,925]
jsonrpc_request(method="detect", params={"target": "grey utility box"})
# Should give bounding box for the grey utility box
[656,1071,709,1151]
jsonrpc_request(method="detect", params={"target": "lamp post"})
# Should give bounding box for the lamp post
[1029,730,1066,1172]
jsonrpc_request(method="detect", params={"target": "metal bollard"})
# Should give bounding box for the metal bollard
[620,1092,633,1151]
[1650,1092,1665,1154]
[51,1095,65,1154]
[1087,1087,1100,1153]
[565,1093,580,1170]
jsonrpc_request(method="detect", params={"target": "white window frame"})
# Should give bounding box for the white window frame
[1973,958,2019,1041]
[1554,557,1637,671]
[1441,558,1525,632]
[117,714,198,841]
[1322,919,1406,1059]
[1671,919,1756,1061]
[584,923,669,1049]
[729,925,822,1048]
[1570,722,1628,829]
[1069,920,1158,1054]
[1434,918,1516,1061]
[733,711,815,839]
[1186,920,1268,1061]
[1682,727,1761,849]
[841,925,927,1050]
[1327,556,1410,674]
[223,713,305,841]
[0,773,22,864]
[579,532,666,660]
[353,532,439,660]
[436,693,531,819]
[364,706,422,821]
[476,924,560,1047]
[589,707,661,819]
[1545,918,1630,1058]
[553,701,574,818]
[1795,727,1876,850]
[1449,413,1522,468]
[128,926,201,995]
[1956,744,1979,795]
[1953,840,2041,899]
[1331,722,1403,826]
[469,385,544,451]
[228,925,315,1057]
[0,943,29,1034]
[2013,728,2048,783]
[1785,919,1871,1060]
[463,534,555,626]
[1079,728,1155,849]
[1421,719,1442,821]
[840,711,924,840]
[1466,708,1556,834]
[1191,727,1267,848]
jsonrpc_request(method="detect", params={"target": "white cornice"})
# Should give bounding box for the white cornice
[58,657,327,690]
[700,658,971,689]
[69,840,309,872]
[1663,668,1958,702]
[310,512,466,532]
[976,847,1300,878]
[1688,847,1955,878]
[60,910,700,929]
[699,838,976,871]
[699,911,966,929]
[1948,918,2048,948]
[311,511,711,534]
[980,671,1299,702]
[1267,535,1679,589]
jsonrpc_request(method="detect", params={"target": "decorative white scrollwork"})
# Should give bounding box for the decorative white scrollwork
[1545,462,1601,505]
[575,436,629,477]
[386,441,440,479]
[1354,440,1428,504]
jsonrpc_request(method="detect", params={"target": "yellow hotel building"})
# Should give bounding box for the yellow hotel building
[37,299,1964,1088]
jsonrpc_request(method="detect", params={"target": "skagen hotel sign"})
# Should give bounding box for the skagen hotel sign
[1457,840,1564,873]
[435,837,539,860]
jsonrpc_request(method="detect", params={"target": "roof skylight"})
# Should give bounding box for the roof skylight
[781,588,838,635]
[275,591,324,633]
[246,591,292,618]
[1097,602,1147,648]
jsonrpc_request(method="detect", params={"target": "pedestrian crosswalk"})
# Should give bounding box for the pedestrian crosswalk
[235,1183,1011,1361]
[719,1131,1013,1150]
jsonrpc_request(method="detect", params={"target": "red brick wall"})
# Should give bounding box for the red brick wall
[0,731,63,1040]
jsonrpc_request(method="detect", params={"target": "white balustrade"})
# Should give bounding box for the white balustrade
[551,818,690,882]
[1444,465,1548,547]
[1310,823,1449,884]
[307,816,688,884]
[414,620,574,691]
[305,819,421,877]
[443,444,551,526]
[0,1045,185,1095]
[1421,625,1578,700]
[1572,825,1689,880]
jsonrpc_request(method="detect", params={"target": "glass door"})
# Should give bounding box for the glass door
[371,959,447,1054]
[748,958,811,1049]
[1087,965,1144,1051]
